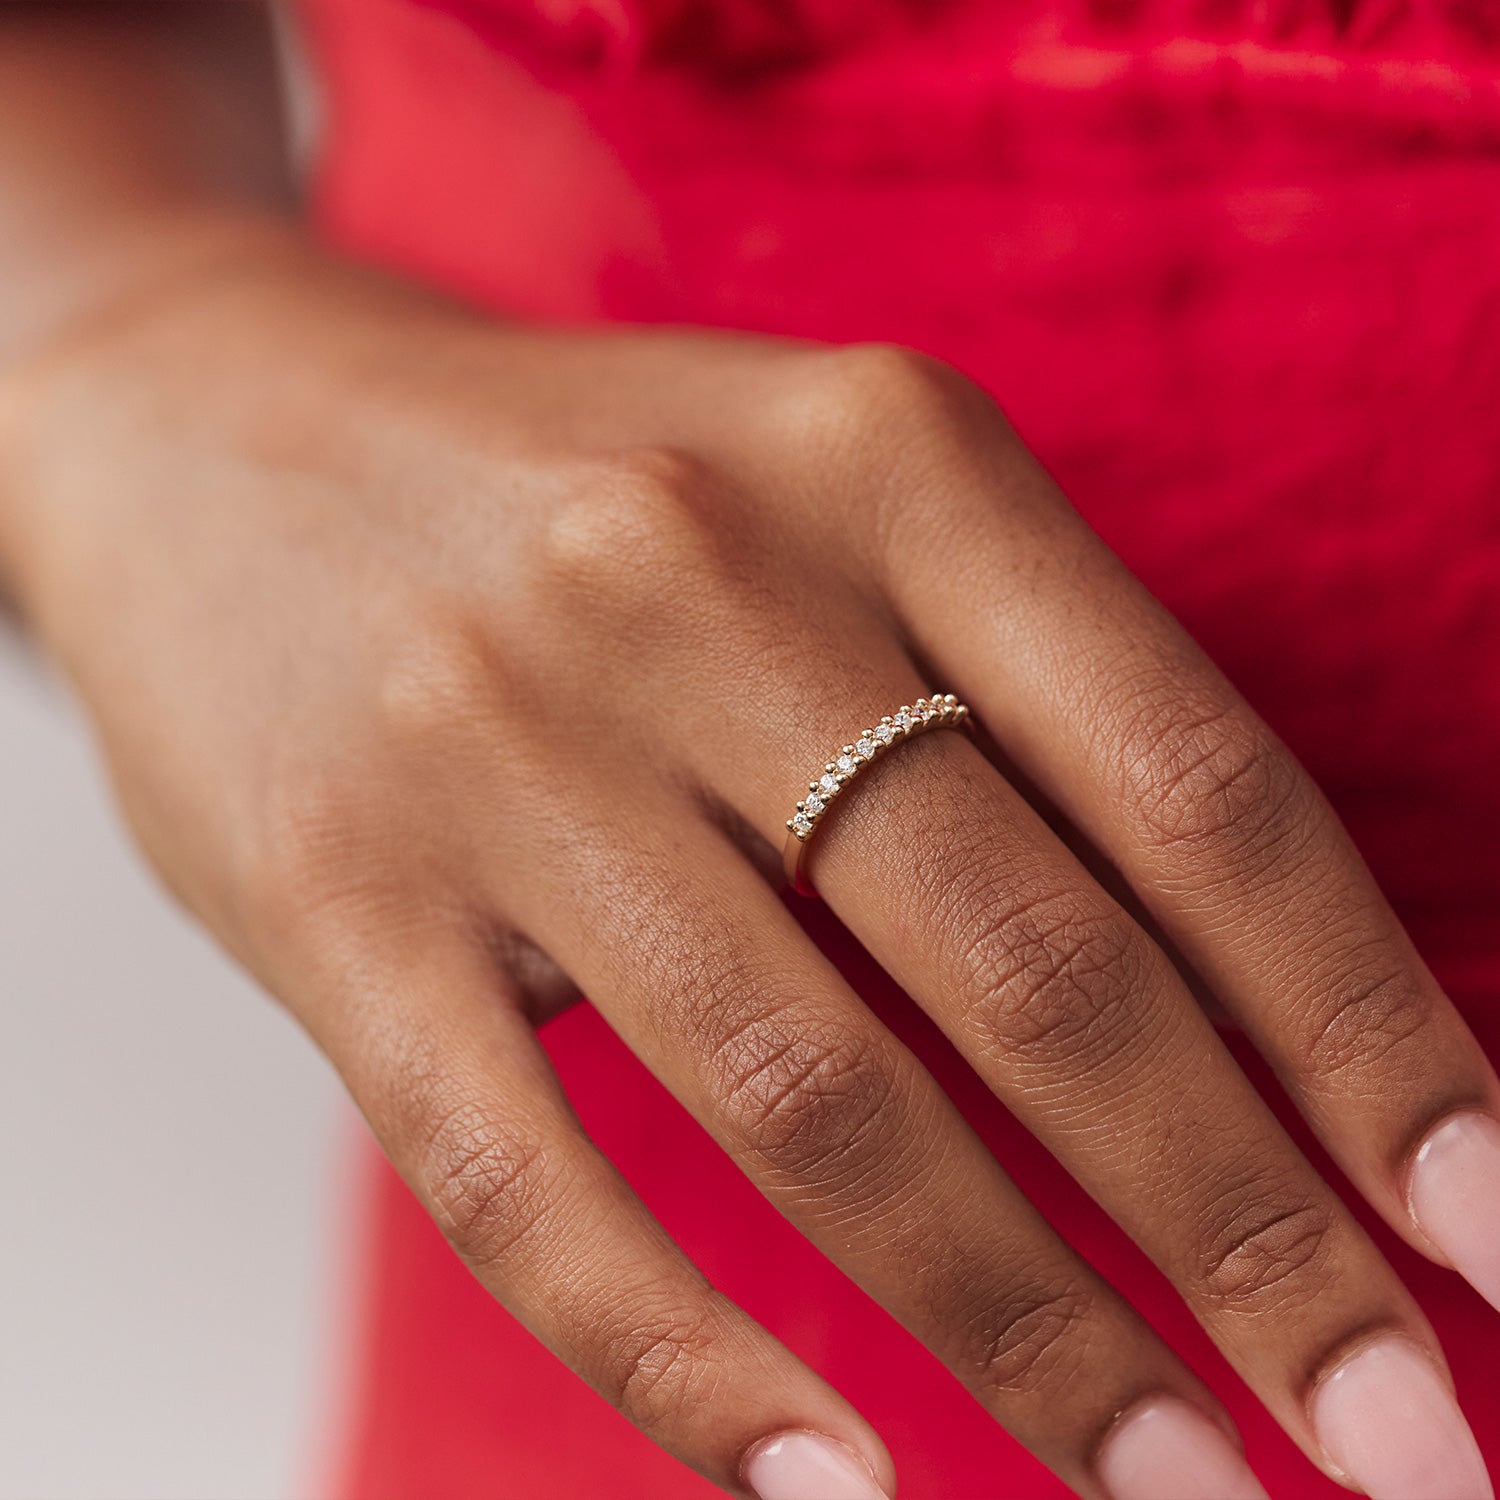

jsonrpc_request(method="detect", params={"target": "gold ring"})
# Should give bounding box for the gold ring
[783,694,971,899]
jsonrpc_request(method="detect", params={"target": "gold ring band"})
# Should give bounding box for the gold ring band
[783,694,971,899]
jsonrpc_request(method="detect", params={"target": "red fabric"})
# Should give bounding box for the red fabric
[295,1,1500,1494]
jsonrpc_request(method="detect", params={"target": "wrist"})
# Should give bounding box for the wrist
[0,207,309,628]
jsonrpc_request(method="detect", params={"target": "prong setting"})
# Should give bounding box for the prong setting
[783,695,972,889]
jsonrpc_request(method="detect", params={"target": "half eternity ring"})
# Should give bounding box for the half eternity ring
[783,694,972,898]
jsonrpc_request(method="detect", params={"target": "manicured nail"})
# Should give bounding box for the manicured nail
[1097,1397,1269,1500]
[1408,1110,1500,1314]
[1309,1336,1493,1500]
[743,1431,890,1500]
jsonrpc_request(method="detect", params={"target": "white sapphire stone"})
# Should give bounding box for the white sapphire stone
[856,736,877,758]
[874,724,896,744]
[836,754,857,775]
[819,773,839,795]
[805,792,825,815]
[892,710,912,729]
[792,811,813,835]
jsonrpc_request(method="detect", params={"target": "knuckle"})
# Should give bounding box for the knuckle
[968,1278,1095,1398]
[376,608,506,747]
[236,619,498,955]
[600,1310,722,1427]
[941,874,1152,1074]
[619,896,905,1185]
[774,343,999,557]
[239,756,387,941]
[422,1101,560,1269]
[714,1007,897,1181]
[1297,962,1436,1085]
[1195,1178,1337,1318]
[535,446,719,597]
[1115,688,1314,872]
[813,341,971,418]
[789,343,982,470]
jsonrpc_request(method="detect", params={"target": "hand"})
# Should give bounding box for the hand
[4,233,1495,1500]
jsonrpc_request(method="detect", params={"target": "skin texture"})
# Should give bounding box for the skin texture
[0,6,1496,1498]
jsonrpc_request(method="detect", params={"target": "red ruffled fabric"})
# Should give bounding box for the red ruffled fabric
[294,0,1500,1494]
[405,0,914,70]
[405,0,1500,81]
[412,0,1500,71]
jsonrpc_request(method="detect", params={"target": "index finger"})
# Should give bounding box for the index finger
[292,928,897,1500]
[889,426,1500,1311]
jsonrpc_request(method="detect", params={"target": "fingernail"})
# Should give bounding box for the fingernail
[1097,1397,1269,1500]
[1309,1335,1493,1500]
[743,1430,890,1500]
[1409,1110,1500,1314]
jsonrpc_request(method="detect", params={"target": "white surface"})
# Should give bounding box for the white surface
[0,635,353,1500]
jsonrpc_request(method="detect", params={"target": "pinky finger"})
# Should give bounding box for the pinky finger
[305,935,895,1500]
